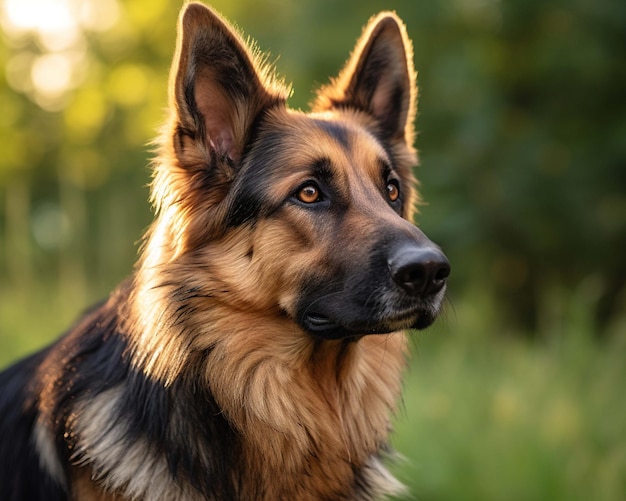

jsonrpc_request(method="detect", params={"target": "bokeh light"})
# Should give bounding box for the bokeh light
[1,0,119,110]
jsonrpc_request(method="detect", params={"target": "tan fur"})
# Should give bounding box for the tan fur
[71,473,127,501]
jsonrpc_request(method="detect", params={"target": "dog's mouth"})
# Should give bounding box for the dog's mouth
[304,313,369,339]
[306,314,337,330]
[302,308,435,340]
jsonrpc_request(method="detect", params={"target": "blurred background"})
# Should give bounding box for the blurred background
[0,0,624,499]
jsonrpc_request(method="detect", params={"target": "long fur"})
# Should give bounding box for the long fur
[0,3,449,500]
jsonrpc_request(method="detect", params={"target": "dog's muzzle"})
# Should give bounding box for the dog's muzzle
[297,237,450,340]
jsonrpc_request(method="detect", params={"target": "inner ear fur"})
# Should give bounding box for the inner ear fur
[313,12,416,145]
[170,2,288,163]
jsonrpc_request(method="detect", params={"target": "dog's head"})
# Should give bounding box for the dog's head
[147,2,449,341]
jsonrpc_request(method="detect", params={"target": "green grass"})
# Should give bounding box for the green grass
[391,315,626,500]
[1,283,624,500]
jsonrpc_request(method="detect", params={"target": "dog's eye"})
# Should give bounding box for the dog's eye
[386,180,400,202]
[296,183,322,204]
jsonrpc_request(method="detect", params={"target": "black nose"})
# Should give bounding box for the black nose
[388,246,450,296]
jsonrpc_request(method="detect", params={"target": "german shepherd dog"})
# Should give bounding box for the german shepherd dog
[0,3,449,500]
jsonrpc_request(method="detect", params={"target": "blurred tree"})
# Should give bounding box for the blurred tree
[419,0,626,336]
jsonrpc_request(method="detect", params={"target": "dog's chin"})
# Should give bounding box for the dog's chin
[301,310,437,340]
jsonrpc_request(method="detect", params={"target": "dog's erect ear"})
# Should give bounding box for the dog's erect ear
[313,12,416,144]
[171,3,287,164]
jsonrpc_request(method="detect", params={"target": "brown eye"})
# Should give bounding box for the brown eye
[297,184,321,204]
[387,181,400,202]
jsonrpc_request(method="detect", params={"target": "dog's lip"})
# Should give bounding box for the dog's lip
[304,313,411,339]
[305,313,338,329]
[303,313,348,339]
[303,308,429,338]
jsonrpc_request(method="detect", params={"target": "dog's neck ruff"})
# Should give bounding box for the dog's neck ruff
[121,268,408,499]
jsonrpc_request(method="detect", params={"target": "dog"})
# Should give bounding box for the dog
[0,3,449,500]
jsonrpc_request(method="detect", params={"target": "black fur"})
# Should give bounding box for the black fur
[0,349,65,501]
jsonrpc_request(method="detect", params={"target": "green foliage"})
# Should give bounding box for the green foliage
[395,0,626,335]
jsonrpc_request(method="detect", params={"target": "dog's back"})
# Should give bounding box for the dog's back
[0,350,66,500]
[0,299,123,500]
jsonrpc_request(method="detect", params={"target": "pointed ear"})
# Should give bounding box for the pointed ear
[313,12,416,144]
[171,3,288,164]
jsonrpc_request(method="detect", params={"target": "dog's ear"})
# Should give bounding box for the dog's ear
[313,12,416,144]
[171,2,287,164]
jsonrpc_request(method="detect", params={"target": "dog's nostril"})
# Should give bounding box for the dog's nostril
[434,262,451,281]
[389,247,450,297]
